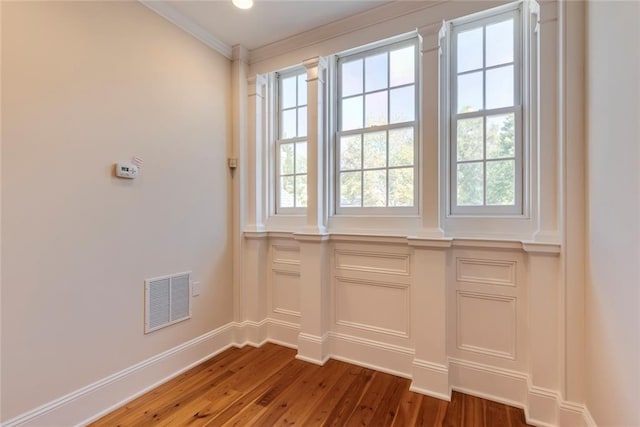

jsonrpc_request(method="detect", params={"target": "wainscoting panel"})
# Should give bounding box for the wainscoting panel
[268,239,301,324]
[271,270,301,318]
[456,258,517,287]
[331,242,413,347]
[334,277,410,338]
[456,291,517,360]
[335,248,410,276]
[272,244,301,266]
[448,248,527,372]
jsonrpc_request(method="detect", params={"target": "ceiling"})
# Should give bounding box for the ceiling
[159,0,392,52]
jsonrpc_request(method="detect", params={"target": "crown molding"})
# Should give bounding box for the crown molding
[248,0,449,66]
[140,1,233,59]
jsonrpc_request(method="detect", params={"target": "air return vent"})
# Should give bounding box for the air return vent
[145,272,191,334]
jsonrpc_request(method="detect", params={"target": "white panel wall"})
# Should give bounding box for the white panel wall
[237,234,574,424]
[448,248,527,371]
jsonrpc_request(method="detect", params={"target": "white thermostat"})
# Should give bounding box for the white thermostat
[115,163,139,179]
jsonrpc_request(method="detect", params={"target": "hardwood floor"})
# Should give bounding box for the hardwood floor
[91,343,532,426]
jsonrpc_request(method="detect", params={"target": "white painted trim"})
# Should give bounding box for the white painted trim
[249,1,449,66]
[327,331,414,379]
[296,332,331,365]
[578,405,597,427]
[2,324,235,427]
[456,291,517,360]
[232,319,270,347]
[139,1,232,58]
[240,230,564,251]
[2,318,596,427]
[410,359,451,401]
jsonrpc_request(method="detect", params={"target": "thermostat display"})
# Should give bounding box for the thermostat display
[115,162,139,179]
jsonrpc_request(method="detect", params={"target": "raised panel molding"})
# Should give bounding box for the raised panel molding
[335,249,410,276]
[271,270,301,317]
[272,245,300,265]
[456,291,517,360]
[456,258,517,287]
[334,276,410,338]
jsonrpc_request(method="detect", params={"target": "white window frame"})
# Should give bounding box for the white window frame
[275,68,308,214]
[334,37,421,216]
[443,1,533,219]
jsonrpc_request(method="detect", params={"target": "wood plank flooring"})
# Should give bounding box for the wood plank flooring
[91,343,532,426]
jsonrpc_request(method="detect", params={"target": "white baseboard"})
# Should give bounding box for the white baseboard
[232,319,269,347]
[266,318,300,348]
[2,320,596,427]
[559,401,594,427]
[2,324,235,427]
[410,359,450,401]
[579,405,597,427]
[449,357,528,410]
[327,331,414,379]
[296,332,330,365]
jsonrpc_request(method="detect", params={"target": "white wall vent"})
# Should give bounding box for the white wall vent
[145,272,191,334]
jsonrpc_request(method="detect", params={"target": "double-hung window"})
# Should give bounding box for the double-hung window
[336,38,419,214]
[276,70,308,213]
[448,6,525,216]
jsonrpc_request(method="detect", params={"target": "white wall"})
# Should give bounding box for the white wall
[1,1,232,422]
[585,1,640,426]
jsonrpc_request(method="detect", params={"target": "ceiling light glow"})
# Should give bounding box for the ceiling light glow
[232,0,253,9]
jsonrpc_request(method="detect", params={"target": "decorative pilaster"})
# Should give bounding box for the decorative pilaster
[524,242,561,425]
[246,74,268,232]
[408,237,452,400]
[418,23,445,238]
[294,233,330,364]
[302,56,328,234]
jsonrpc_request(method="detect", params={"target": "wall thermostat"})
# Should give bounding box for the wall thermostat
[115,162,139,179]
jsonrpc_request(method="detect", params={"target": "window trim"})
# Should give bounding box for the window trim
[444,2,531,218]
[333,36,421,216]
[275,68,308,215]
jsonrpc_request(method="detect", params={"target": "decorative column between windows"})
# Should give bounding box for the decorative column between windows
[302,56,328,235]
[246,74,268,232]
[418,23,446,238]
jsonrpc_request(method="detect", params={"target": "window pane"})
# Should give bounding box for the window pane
[363,169,386,207]
[342,96,363,131]
[486,65,514,109]
[363,131,386,169]
[281,76,297,109]
[486,114,515,159]
[486,160,515,205]
[457,72,483,113]
[297,107,307,137]
[365,53,388,92]
[389,167,414,206]
[295,141,307,174]
[486,19,514,67]
[297,74,307,105]
[340,135,361,171]
[280,143,294,174]
[457,162,484,206]
[295,174,308,207]
[281,109,297,139]
[342,59,363,97]
[280,176,294,208]
[340,171,362,207]
[389,127,414,167]
[390,45,415,87]
[457,27,483,73]
[390,86,415,123]
[365,91,388,127]
[457,117,484,161]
